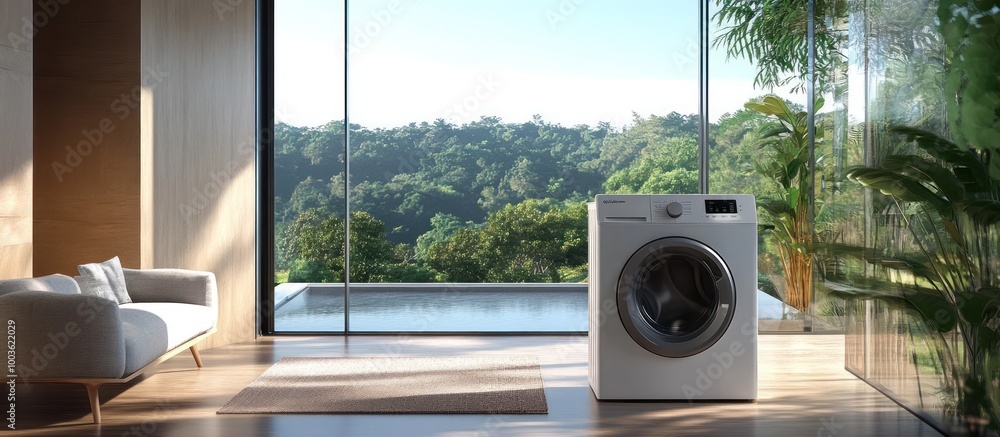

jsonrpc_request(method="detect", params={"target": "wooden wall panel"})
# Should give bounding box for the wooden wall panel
[0,0,34,280]
[141,0,257,348]
[32,0,141,276]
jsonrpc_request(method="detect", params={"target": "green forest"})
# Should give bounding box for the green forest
[274,103,803,284]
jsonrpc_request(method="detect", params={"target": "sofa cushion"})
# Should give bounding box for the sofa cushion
[73,275,118,302]
[0,274,80,296]
[78,256,132,304]
[118,303,215,375]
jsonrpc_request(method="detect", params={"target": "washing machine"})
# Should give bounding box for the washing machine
[588,194,757,400]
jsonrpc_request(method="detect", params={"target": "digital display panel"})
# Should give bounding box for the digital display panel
[705,199,737,214]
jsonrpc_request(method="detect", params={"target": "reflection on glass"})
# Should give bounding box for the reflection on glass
[833,0,993,432]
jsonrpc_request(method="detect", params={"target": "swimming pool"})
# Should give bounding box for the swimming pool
[273,283,791,332]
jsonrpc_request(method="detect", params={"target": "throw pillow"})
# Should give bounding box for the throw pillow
[73,275,117,302]
[77,256,132,304]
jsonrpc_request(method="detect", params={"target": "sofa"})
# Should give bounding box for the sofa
[0,268,218,424]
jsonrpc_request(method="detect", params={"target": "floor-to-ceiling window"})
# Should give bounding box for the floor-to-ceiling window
[271,0,347,332]
[260,0,997,432]
[270,0,701,333]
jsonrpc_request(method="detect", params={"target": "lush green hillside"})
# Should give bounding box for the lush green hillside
[274,108,791,283]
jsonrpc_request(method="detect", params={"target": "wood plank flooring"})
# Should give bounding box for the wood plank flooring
[11,334,941,436]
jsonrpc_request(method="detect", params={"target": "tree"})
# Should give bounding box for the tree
[282,209,344,282]
[415,213,469,260]
[283,176,334,221]
[602,136,699,194]
[280,209,401,283]
[710,105,777,196]
[424,200,587,283]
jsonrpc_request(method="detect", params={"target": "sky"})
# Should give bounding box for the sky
[274,0,802,129]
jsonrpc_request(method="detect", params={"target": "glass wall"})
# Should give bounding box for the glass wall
[272,0,347,332]
[266,0,1000,431]
[272,0,702,332]
[835,0,998,433]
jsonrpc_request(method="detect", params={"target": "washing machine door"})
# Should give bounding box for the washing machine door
[617,236,736,358]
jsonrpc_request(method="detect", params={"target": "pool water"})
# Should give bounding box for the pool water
[275,286,588,332]
[274,285,788,332]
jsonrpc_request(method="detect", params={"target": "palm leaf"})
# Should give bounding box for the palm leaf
[847,167,951,213]
[881,155,966,202]
[961,200,1000,226]
[959,287,1000,329]
[891,126,992,190]
[758,198,796,218]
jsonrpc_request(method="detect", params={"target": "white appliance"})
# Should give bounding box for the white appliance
[588,194,757,400]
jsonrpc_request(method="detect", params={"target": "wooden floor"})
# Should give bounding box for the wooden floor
[13,334,941,436]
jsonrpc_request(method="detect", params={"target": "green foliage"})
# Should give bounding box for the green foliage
[712,0,846,93]
[274,113,707,285]
[710,105,780,197]
[275,117,611,244]
[425,200,587,283]
[603,136,698,194]
[838,127,1000,433]
[272,105,828,287]
[414,213,469,260]
[938,0,1000,179]
[584,112,698,175]
[280,209,419,283]
[746,95,825,312]
[288,258,337,283]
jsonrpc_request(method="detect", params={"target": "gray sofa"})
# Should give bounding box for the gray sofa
[0,268,218,423]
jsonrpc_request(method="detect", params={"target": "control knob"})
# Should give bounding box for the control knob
[666,202,684,218]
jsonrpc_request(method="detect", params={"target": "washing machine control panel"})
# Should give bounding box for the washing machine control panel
[652,195,755,223]
[596,194,756,224]
[652,200,691,218]
[705,199,738,214]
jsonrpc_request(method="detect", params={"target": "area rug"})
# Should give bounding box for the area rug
[217,356,548,414]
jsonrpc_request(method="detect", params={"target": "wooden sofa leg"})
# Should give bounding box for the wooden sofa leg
[190,345,204,368]
[84,383,101,424]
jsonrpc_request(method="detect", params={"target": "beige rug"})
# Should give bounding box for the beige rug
[217,356,548,414]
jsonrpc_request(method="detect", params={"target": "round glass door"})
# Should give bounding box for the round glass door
[617,237,736,357]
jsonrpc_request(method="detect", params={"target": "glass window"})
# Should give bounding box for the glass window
[272,0,347,332]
